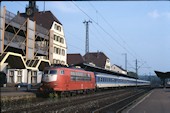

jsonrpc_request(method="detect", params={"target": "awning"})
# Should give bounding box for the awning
[155,71,170,79]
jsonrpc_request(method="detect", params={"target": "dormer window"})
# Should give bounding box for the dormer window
[106,59,110,63]
[54,24,61,32]
[57,26,61,31]
[54,24,57,30]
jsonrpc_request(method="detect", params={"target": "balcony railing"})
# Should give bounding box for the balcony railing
[5,10,26,25]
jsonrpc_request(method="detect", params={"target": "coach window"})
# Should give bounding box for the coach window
[100,78,102,82]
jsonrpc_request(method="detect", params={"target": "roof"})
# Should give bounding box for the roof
[76,63,134,78]
[155,71,170,79]
[113,64,126,71]
[20,11,62,30]
[83,52,109,68]
[67,53,85,66]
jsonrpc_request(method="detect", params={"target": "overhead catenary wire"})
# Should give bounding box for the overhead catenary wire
[72,1,140,68]
[72,1,154,73]
[4,1,154,74]
[72,1,138,59]
[89,2,154,72]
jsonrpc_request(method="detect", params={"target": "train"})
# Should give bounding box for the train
[39,66,150,97]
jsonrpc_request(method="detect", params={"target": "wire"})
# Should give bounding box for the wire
[72,1,154,74]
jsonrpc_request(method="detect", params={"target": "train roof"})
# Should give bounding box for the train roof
[45,64,93,72]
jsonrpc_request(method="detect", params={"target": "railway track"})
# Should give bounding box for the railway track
[1,87,152,113]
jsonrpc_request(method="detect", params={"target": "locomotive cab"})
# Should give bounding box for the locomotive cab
[40,68,58,92]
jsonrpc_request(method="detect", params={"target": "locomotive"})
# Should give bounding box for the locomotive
[39,66,96,96]
[39,66,150,97]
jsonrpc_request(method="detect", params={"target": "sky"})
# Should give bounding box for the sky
[1,1,170,76]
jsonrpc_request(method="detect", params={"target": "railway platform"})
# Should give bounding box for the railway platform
[1,87,37,102]
[123,88,170,113]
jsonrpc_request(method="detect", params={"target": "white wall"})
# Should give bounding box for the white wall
[7,69,43,84]
[7,69,27,83]
[51,22,67,65]
[111,65,127,75]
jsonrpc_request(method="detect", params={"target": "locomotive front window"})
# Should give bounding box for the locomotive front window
[50,70,57,74]
[44,70,57,74]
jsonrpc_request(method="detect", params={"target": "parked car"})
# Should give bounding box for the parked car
[15,83,29,88]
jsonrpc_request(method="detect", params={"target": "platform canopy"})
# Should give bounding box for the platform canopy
[75,63,136,79]
[155,71,170,79]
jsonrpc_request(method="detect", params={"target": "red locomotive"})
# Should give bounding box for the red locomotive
[39,66,95,97]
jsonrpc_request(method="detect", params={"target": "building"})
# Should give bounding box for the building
[20,2,67,65]
[67,52,111,70]
[67,53,84,66]
[111,64,127,75]
[83,52,111,70]
[0,1,67,88]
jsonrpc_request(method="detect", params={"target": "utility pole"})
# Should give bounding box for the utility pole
[135,59,138,76]
[43,1,45,13]
[122,53,127,71]
[83,20,92,54]
[135,59,138,88]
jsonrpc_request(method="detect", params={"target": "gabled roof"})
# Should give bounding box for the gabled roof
[113,64,126,71]
[20,11,62,30]
[83,52,109,68]
[67,53,85,66]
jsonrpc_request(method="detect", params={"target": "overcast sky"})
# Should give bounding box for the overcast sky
[1,1,170,76]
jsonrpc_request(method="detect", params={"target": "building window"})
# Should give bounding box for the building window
[56,60,60,64]
[17,75,22,83]
[57,36,60,42]
[54,24,57,30]
[17,70,22,83]
[60,38,64,44]
[106,59,110,63]
[9,71,14,83]
[32,71,37,76]
[57,25,61,31]
[62,49,65,56]
[54,47,57,53]
[56,48,61,54]
[53,59,57,64]
[31,76,37,84]
[31,71,37,84]
[54,34,57,41]
[61,61,65,64]
[106,65,110,69]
